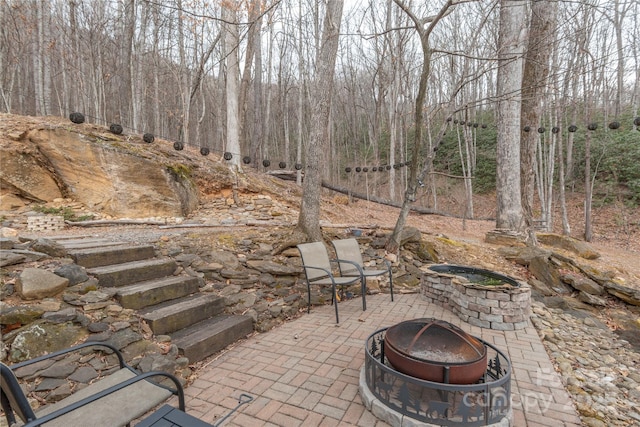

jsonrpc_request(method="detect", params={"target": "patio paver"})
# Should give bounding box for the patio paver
[176,294,583,426]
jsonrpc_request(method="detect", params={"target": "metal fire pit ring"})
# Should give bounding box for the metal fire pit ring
[384,318,487,384]
[361,326,512,426]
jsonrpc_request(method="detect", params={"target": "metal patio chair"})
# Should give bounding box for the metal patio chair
[297,241,364,323]
[331,238,393,311]
[1,342,185,427]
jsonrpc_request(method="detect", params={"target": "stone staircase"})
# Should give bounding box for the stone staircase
[55,236,253,363]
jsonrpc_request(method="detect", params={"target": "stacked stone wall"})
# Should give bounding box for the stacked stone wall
[421,269,531,330]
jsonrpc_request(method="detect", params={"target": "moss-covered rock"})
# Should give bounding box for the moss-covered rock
[8,321,88,362]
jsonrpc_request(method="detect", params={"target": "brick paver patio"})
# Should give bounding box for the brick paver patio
[177,294,583,426]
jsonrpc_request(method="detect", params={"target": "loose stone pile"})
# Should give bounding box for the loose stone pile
[531,301,640,427]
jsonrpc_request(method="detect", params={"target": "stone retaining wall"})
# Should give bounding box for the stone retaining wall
[420,268,531,330]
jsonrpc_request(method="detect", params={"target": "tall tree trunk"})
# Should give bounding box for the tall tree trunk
[520,0,557,244]
[223,3,241,168]
[119,0,135,125]
[263,14,275,165]
[177,0,189,143]
[152,5,161,133]
[240,0,261,156]
[297,0,344,241]
[495,0,526,231]
[34,1,51,115]
[296,0,305,186]
[251,4,264,169]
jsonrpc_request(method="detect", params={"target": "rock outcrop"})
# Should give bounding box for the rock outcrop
[537,233,601,260]
[1,114,201,218]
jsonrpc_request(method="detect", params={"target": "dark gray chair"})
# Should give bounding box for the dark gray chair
[1,342,186,427]
[297,241,364,323]
[331,238,394,311]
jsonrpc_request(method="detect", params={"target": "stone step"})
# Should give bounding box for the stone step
[87,258,177,287]
[70,244,156,268]
[140,294,225,335]
[171,315,254,363]
[115,276,201,310]
[41,234,97,241]
[59,240,127,250]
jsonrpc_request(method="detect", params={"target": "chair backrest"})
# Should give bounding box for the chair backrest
[331,238,365,275]
[1,362,37,425]
[297,242,332,281]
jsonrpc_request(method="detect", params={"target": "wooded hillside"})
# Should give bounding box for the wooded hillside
[1,0,639,240]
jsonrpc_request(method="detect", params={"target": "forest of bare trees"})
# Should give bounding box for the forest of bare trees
[1,0,639,244]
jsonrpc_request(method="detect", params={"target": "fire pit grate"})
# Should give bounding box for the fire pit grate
[384,318,488,384]
[361,324,511,426]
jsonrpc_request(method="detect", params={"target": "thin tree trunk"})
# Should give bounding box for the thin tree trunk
[463,123,474,219]
[152,5,161,133]
[584,129,593,241]
[251,5,264,169]
[264,16,275,164]
[386,0,455,254]
[296,0,305,186]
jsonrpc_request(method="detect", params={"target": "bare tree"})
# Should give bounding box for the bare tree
[0,1,23,112]
[239,0,263,162]
[222,2,242,168]
[495,0,526,231]
[385,0,457,254]
[520,0,558,244]
[633,1,640,112]
[297,0,344,241]
[117,0,135,125]
[34,1,52,116]
[603,0,633,117]
[2,0,640,234]
[296,0,306,186]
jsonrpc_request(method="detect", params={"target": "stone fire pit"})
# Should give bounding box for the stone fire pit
[421,265,531,330]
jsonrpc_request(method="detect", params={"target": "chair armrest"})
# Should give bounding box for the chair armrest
[331,259,364,276]
[10,342,127,371]
[21,371,186,427]
[303,265,336,282]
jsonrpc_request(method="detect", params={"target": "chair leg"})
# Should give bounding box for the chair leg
[362,279,367,311]
[389,269,394,302]
[1,392,17,426]
[331,282,339,323]
[307,282,311,313]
